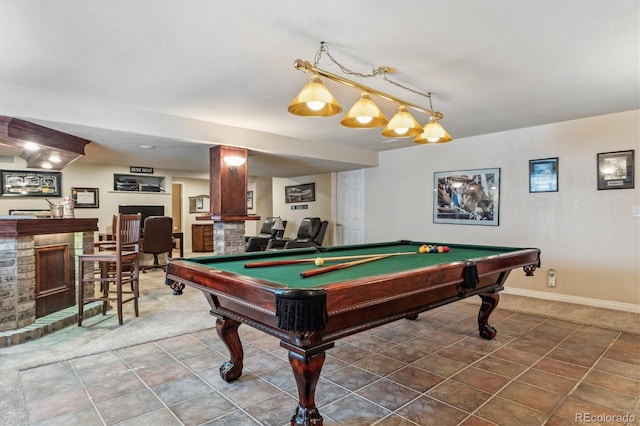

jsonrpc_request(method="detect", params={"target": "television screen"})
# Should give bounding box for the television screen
[118,205,165,234]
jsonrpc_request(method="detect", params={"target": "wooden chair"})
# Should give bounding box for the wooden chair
[77,213,142,325]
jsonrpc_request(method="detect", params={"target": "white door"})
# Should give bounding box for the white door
[336,169,364,245]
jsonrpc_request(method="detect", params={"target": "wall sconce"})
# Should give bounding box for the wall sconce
[288,42,452,144]
[223,155,246,172]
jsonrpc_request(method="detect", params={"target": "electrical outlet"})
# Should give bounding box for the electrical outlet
[632,206,640,217]
[547,269,556,287]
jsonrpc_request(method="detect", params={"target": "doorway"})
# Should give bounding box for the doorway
[171,183,183,232]
[335,169,364,245]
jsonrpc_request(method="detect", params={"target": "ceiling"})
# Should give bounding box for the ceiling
[0,1,638,177]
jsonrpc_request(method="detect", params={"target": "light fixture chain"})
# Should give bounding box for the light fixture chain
[382,74,431,102]
[316,42,432,102]
[316,44,378,79]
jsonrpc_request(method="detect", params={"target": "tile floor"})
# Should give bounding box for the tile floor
[19,299,639,425]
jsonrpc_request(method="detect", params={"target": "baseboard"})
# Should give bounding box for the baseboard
[502,287,640,314]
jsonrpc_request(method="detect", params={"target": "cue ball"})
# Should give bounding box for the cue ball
[315,257,325,266]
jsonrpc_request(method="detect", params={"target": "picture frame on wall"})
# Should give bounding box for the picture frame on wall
[433,168,501,226]
[529,157,558,193]
[71,187,99,208]
[597,150,634,190]
[285,183,315,203]
[0,170,61,197]
[247,191,254,209]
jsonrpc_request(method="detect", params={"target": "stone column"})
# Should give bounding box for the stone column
[213,222,246,255]
[0,236,36,332]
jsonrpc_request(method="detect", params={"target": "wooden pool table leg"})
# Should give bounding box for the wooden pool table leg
[288,349,325,426]
[216,317,244,382]
[477,292,499,340]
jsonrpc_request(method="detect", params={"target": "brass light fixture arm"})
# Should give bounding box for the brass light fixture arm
[293,59,443,121]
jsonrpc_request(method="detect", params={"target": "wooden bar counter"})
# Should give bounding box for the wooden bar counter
[0,217,98,331]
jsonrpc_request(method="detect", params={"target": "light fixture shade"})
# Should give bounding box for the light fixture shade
[414,120,453,144]
[272,217,285,231]
[288,75,342,117]
[381,106,424,137]
[340,92,388,128]
[223,155,246,167]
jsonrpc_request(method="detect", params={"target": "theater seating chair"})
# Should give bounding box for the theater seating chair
[245,217,287,252]
[266,217,328,250]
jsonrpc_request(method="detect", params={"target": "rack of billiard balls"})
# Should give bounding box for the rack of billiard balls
[419,244,450,253]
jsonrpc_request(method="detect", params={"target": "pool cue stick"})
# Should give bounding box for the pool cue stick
[244,251,415,268]
[300,255,388,278]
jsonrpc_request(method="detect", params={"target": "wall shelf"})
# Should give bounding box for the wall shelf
[113,174,166,193]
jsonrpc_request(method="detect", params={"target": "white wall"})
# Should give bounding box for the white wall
[246,176,273,236]
[365,110,640,307]
[272,173,333,246]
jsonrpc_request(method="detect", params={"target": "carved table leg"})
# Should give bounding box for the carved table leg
[477,292,499,340]
[216,317,244,382]
[288,349,325,426]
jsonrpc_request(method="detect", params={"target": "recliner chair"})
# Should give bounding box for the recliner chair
[140,216,174,272]
[266,217,328,250]
[245,217,287,252]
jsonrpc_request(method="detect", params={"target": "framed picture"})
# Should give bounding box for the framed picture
[597,150,634,190]
[188,195,209,213]
[285,183,315,203]
[247,191,254,209]
[529,157,558,193]
[434,168,501,226]
[71,187,99,208]
[0,170,61,197]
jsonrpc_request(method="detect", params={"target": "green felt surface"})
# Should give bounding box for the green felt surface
[185,241,525,289]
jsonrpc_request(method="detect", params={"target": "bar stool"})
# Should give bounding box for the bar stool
[77,213,142,325]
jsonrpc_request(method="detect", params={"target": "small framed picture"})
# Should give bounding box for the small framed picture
[529,157,558,193]
[247,190,254,209]
[285,183,315,204]
[597,150,634,190]
[71,187,99,208]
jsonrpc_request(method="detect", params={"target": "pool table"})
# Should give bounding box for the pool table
[166,240,540,425]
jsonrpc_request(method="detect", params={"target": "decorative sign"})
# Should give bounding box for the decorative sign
[130,166,154,174]
[291,205,308,210]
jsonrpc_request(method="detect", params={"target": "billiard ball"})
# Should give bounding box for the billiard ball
[443,246,450,253]
[315,257,325,266]
[419,245,428,253]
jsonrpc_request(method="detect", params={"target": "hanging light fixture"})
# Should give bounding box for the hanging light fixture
[413,110,452,144]
[289,42,452,143]
[381,106,424,137]
[288,74,342,117]
[340,91,388,128]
